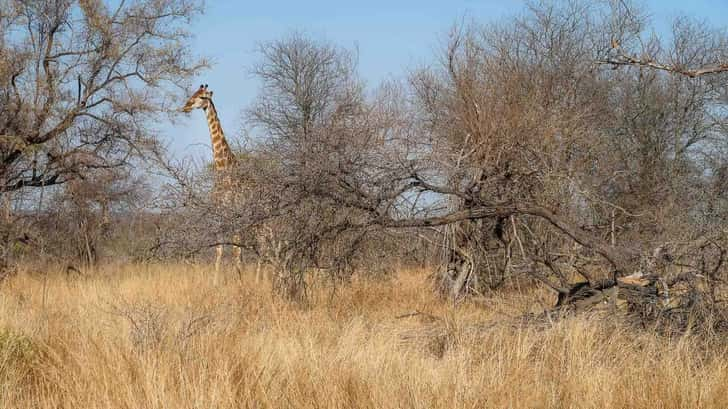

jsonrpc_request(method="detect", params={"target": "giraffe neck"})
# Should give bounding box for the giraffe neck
[204,101,236,170]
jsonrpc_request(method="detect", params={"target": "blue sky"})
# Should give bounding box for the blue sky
[165,0,728,162]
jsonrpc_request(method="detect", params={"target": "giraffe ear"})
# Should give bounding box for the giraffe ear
[208,91,213,97]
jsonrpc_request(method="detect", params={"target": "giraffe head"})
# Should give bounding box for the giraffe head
[182,84,214,113]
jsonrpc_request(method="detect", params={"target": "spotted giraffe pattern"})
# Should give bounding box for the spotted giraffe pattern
[182,85,242,281]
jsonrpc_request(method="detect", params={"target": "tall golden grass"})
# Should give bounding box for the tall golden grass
[0,264,726,408]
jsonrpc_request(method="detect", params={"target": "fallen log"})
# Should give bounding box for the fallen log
[556,272,659,314]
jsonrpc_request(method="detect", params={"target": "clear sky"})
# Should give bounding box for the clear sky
[165,0,728,162]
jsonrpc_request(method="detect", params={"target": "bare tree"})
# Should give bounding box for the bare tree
[0,0,205,268]
[241,33,371,298]
[41,168,147,268]
[600,0,728,78]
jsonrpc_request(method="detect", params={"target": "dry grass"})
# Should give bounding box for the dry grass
[0,264,726,408]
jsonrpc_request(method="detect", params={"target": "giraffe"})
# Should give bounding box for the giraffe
[182,84,243,282]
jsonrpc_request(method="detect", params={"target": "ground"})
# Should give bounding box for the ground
[0,264,726,408]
